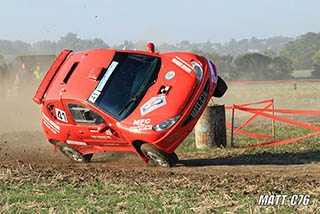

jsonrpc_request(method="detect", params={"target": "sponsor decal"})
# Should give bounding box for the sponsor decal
[133,119,151,125]
[190,90,208,119]
[164,71,175,80]
[140,96,166,116]
[42,113,60,134]
[102,143,116,146]
[55,108,68,123]
[164,132,183,144]
[96,61,118,91]
[89,61,118,103]
[129,125,152,132]
[106,130,112,135]
[102,142,128,146]
[129,119,152,132]
[88,90,101,103]
[91,136,112,140]
[66,140,87,146]
[205,57,217,83]
[171,56,192,73]
[175,56,193,69]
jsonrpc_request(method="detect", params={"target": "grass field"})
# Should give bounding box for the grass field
[214,81,320,110]
[1,81,320,213]
[1,123,320,213]
[293,69,313,78]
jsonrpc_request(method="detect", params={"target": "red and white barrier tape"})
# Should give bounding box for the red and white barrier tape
[225,99,320,148]
[227,79,320,85]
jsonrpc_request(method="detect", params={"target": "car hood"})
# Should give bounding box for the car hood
[121,52,201,128]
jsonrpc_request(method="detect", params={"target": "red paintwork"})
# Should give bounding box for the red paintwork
[33,46,219,163]
[33,50,72,104]
[146,42,155,53]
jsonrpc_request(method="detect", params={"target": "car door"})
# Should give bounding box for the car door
[66,102,124,146]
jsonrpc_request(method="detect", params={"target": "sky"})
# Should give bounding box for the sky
[0,0,319,45]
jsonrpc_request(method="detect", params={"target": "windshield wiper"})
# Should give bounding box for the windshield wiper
[118,80,156,115]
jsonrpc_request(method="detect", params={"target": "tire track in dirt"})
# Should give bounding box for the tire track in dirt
[1,130,320,181]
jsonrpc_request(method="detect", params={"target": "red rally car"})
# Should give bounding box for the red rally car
[33,43,227,167]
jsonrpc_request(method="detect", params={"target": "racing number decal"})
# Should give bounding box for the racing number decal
[55,108,68,123]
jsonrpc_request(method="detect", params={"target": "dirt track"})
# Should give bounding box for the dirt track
[0,85,320,211]
[1,130,320,181]
[1,130,320,214]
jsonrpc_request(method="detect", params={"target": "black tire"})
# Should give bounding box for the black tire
[169,152,179,166]
[57,142,93,163]
[83,153,93,162]
[141,143,176,167]
[213,76,228,98]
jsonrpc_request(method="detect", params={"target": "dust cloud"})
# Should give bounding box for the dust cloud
[0,74,138,163]
[0,76,55,162]
[0,82,42,134]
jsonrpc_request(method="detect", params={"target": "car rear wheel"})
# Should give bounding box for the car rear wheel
[141,143,177,167]
[58,143,93,162]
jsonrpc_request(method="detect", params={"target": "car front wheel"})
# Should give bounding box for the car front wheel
[141,143,177,167]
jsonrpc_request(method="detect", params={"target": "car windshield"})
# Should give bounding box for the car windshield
[89,52,161,121]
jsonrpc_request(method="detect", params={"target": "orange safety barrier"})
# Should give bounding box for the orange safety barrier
[227,79,320,85]
[225,100,275,143]
[225,99,320,148]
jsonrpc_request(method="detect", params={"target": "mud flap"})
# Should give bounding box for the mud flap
[137,151,149,163]
[131,141,149,163]
[53,145,58,152]
[213,76,228,98]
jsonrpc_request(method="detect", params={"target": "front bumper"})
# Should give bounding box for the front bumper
[152,59,217,153]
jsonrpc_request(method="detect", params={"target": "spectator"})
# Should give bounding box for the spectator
[0,56,9,98]
[33,65,42,81]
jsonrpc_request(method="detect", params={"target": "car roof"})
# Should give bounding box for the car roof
[44,49,159,103]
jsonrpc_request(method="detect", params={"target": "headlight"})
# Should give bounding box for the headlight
[152,115,181,131]
[191,61,203,84]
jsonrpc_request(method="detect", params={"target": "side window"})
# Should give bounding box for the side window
[67,103,106,125]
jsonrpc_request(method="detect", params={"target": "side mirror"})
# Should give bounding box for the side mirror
[146,42,155,53]
[98,123,109,133]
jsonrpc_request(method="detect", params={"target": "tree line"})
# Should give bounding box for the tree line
[191,32,320,80]
[0,33,110,55]
[1,32,320,80]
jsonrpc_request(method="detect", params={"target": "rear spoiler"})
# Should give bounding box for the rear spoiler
[32,50,72,104]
